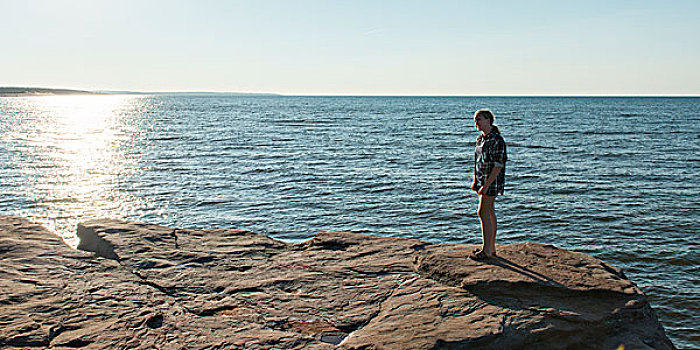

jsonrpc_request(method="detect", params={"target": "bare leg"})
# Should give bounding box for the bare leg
[489,198,497,254]
[477,194,496,256]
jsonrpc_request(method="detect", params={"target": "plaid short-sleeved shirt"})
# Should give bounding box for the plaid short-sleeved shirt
[474,129,507,196]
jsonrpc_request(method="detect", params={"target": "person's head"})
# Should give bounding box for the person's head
[474,109,498,133]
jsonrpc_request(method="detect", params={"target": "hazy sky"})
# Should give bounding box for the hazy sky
[2,0,699,95]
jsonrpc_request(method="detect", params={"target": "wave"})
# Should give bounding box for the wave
[271,119,334,126]
[153,136,186,141]
[507,142,556,149]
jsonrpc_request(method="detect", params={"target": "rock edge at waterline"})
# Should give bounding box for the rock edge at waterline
[0,216,674,349]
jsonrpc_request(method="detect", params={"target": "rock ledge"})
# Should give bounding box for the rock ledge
[0,216,674,349]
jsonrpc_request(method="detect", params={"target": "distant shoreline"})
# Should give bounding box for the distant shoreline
[1,87,696,98]
[0,87,281,97]
[0,87,100,97]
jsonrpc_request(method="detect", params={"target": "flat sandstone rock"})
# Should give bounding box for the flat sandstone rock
[0,215,674,349]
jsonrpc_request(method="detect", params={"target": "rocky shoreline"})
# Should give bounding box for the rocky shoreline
[0,215,674,349]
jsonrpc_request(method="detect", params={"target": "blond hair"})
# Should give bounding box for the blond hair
[474,109,500,133]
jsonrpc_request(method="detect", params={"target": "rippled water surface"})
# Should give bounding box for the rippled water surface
[1,95,698,347]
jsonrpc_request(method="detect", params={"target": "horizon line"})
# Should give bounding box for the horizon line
[2,86,698,98]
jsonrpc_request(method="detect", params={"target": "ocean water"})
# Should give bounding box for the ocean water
[1,95,698,347]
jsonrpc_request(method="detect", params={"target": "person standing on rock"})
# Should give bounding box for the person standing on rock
[470,109,507,260]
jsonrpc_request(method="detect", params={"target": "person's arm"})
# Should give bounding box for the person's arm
[471,175,478,191]
[478,166,502,194]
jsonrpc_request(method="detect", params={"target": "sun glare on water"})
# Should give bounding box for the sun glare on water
[4,95,150,246]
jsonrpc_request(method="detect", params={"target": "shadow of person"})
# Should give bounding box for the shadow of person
[484,257,567,289]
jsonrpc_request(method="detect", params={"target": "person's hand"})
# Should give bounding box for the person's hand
[470,182,477,192]
[477,185,487,195]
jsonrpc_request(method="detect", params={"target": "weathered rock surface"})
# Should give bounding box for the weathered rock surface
[0,215,674,349]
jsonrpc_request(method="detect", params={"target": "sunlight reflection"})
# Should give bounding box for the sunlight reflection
[8,95,148,246]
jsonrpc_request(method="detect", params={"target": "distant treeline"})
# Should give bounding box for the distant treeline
[0,87,97,96]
